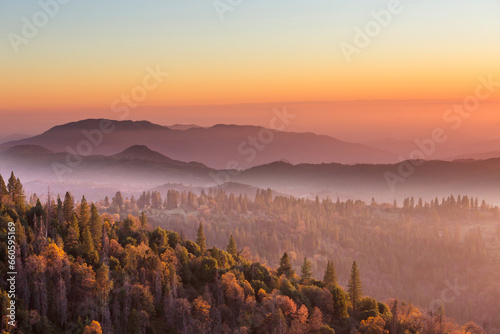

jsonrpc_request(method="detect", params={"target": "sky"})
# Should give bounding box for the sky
[1,0,499,140]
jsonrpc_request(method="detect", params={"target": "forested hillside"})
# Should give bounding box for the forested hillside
[0,172,489,333]
[99,188,499,331]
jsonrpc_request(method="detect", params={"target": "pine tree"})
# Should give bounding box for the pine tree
[79,196,90,233]
[227,235,238,258]
[140,211,147,228]
[7,172,26,212]
[277,252,295,278]
[82,227,98,264]
[323,261,338,288]
[300,257,312,282]
[0,173,7,201]
[89,204,103,252]
[66,213,80,256]
[348,261,363,312]
[196,222,207,253]
[56,195,64,227]
[15,177,26,211]
[112,191,124,210]
[7,171,16,196]
[63,192,74,222]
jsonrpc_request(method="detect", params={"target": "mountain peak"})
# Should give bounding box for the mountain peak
[48,119,167,133]
[6,144,53,155]
[1,118,398,169]
[113,145,168,161]
[167,124,202,130]
[112,145,207,169]
[121,144,155,153]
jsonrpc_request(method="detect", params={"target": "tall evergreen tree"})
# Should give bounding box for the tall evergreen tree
[348,261,363,312]
[7,173,26,213]
[14,177,26,213]
[140,211,147,228]
[323,261,338,288]
[63,192,74,222]
[112,191,124,210]
[89,204,103,252]
[300,257,312,282]
[0,173,7,201]
[79,196,90,233]
[7,172,26,214]
[227,235,238,258]
[7,171,16,196]
[56,195,64,227]
[196,222,207,253]
[82,226,98,264]
[277,252,295,278]
[66,213,81,256]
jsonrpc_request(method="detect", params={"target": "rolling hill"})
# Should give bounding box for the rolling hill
[0,119,397,169]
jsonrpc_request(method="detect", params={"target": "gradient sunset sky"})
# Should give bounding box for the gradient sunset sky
[1,0,499,140]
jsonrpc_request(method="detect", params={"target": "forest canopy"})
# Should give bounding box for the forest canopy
[0,172,488,333]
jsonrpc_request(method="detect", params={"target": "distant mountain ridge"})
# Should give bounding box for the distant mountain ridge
[0,119,397,169]
[0,143,216,192]
[111,145,206,168]
[0,133,31,144]
[3,142,500,204]
[232,158,500,203]
[166,124,203,130]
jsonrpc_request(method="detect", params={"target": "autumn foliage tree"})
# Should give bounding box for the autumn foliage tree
[0,173,485,334]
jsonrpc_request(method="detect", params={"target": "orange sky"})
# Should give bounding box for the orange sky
[1,1,499,140]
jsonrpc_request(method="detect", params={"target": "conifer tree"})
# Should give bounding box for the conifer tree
[7,171,16,196]
[7,173,26,213]
[0,173,7,201]
[348,261,363,312]
[66,213,80,256]
[90,204,103,252]
[140,211,147,228]
[82,226,98,264]
[15,177,26,212]
[56,195,64,227]
[227,235,238,258]
[79,196,90,233]
[301,257,312,282]
[196,222,207,253]
[112,191,124,210]
[63,191,74,222]
[323,261,338,288]
[277,252,295,278]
